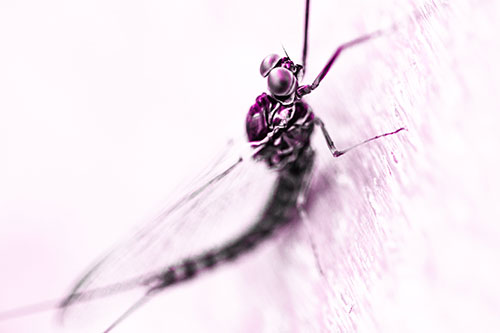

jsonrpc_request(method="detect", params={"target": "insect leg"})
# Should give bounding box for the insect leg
[301,0,311,73]
[297,30,384,97]
[314,118,406,158]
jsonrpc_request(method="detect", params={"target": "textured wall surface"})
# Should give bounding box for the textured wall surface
[1,0,499,332]
[304,0,500,331]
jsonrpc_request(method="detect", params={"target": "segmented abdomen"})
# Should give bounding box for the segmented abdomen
[150,147,315,291]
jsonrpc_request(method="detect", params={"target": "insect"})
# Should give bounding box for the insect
[1,0,406,332]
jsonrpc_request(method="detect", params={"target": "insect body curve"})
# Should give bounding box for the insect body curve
[61,54,320,332]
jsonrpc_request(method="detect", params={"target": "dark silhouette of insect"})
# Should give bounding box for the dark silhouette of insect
[0,0,405,331]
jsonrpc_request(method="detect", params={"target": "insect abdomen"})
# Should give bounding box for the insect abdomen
[151,148,315,291]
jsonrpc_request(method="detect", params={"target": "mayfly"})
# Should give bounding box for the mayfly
[1,0,405,331]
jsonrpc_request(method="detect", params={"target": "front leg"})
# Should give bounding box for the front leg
[297,31,384,98]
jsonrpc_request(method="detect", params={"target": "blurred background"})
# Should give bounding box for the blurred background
[1,0,499,331]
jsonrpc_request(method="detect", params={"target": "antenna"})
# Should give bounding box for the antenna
[281,44,291,59]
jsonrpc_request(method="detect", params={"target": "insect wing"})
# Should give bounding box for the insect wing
[59,140,278,330]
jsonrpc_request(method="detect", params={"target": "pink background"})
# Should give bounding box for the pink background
[1,0,500,332]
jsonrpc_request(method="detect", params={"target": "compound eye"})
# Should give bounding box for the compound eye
[267,67,296,96]
[260,54,281,77]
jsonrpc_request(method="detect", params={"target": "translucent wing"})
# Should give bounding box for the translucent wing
[60,138,278,330]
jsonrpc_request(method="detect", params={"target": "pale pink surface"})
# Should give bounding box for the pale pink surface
[1,0,500,332]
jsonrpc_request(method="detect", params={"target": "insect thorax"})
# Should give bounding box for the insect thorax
[246,93,315,168]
